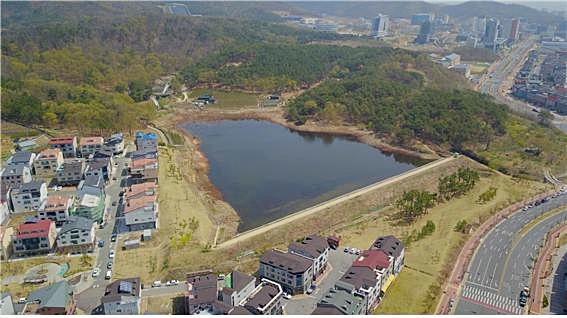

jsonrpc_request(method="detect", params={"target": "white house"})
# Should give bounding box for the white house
[38,196,73,226]
[34,148,64,176]
[10,181,48,213]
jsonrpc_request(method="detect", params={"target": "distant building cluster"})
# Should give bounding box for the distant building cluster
[512,48,567,115]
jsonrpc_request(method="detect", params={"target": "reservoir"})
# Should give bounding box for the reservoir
[183,120,420,232]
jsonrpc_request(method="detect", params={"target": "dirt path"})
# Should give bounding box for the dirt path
[215,156,456,249]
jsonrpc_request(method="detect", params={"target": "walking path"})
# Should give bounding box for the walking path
[215,156,456,249]
[529,222,567,314]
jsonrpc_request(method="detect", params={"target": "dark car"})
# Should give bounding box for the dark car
[98,240,105,248]
[111,233,117,242]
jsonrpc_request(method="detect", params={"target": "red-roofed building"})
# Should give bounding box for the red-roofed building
[12,219,56,257]
[48,137,77,158]
[129,158,158,182]
[123,195,158,231]
[124,182,157,201]
[79,137,104,157]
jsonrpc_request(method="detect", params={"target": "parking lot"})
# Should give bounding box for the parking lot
[284,248,358,315]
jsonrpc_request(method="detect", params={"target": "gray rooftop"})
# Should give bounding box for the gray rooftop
[86,159,109,171]
[245,282,280,311]
[59,216,94,235]
[227,271,255,293]
[60,159,85,174]
[289,234,328,259]
[83,174,105,189]
[371,235,404,259]
[314,287,366,315]
[7,151,34,165]
[338,265,377,291]
[27,281,72,309]
[260,250,313,274]
[1,165,29,177]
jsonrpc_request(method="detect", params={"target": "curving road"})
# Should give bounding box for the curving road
[454,193,567,315]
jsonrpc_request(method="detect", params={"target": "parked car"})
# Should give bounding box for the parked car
[18,298,27,304]
[218,274,225,281]
[152,281,162,288]
[343,247,349,253]
[105,270,112,280]
[98,240,105,248]
[92,267,100,277]
[283,293,292,300]
[306,287,314,295]
[109,250,115,258]
[111,233,117,242]
[168,279,179,286]
[112,201,117,206]
[107,261,113,269]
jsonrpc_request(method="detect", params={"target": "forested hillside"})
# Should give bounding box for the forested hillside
[0,3,345,132]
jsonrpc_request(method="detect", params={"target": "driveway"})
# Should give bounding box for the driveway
[284,248,357,315]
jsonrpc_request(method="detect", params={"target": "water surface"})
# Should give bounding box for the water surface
[183,120,421,232]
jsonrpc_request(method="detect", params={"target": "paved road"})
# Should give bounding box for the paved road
[477,38,567,133]
[546,244,567,314]
[454,193,567,315]
[216,156,456,249]
[284,249,357,315]
[75,143,134,313]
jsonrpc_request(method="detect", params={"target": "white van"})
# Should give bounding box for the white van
[105,270,112,280]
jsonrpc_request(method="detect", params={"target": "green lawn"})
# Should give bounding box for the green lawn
[188,89,258,109]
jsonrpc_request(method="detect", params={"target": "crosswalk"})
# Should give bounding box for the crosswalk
[461,284,524,315]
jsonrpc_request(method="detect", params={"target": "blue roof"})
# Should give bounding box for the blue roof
[135,132,157,141]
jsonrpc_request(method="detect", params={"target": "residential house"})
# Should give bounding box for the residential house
[22,281,75,314]
[129,158,158,182]
[85,158,112,182]
[93,149,115,159]
[48,137,77,158]
[12,219,57,257]
[5,151,36,169]
[335,249,393,313]
[37,196,73,225]
[77,174,106,198]
[259,249,314,295]
[101,278,141,315]
[74,194,105,223]
[313,287,367,315]
[102,133,125,155]
[135,132,158,150]
[0,292,15,315]
[185,272,219,315]
[56,158,85,186]
[335,266,378,313]
[34,148,64,176]
[16,139,38,152]
[0,184,11,224]
[0,226,14,260]
[288,234,329,279]
[130,149,158,160]
[10,181,47,213]
[123,195,158,231]
[370,235,405,275]
[1,165,32,187]
[449,63,471,78]
[124,181,156,201]
[237,278,284,315]
[56,216,95,254]
[79,137,104,157]
[220,271,256,307]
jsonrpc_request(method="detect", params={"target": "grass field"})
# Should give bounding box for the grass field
[470,62,490,75]
[328,172,549,314]
[188,89,258,109]
[142,294,182,314]
[1,121,43,160]
[477,116,567,178]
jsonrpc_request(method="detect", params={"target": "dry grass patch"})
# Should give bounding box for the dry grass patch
[142,295,181,314]
[333,172,549,314]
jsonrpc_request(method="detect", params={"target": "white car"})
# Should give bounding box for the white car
[92,267,100,277]
[168,279,179,286]
[152,281,162,288]
[283,293,292,300]
[109,250,115,258]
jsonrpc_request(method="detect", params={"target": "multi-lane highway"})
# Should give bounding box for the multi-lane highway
[454,192,567,315]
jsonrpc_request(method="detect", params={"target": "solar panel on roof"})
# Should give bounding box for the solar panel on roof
[118,281,133,293]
